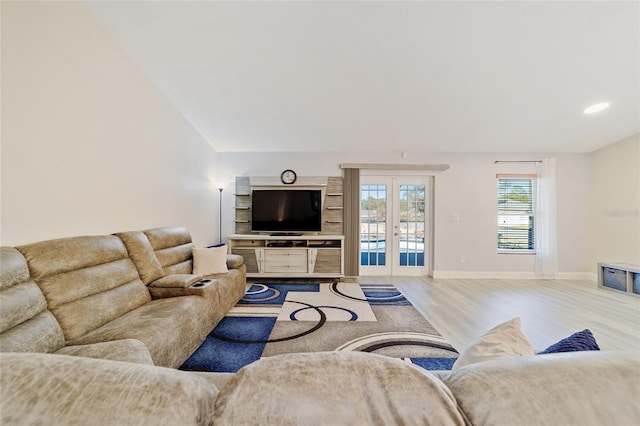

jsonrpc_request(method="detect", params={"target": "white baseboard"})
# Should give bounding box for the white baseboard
[432,271,597,281]
[557,272,597,281]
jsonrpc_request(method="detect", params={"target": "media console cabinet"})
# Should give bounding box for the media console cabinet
[228,234,344,279]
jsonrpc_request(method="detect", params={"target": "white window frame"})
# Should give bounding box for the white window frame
[497,174,537,254]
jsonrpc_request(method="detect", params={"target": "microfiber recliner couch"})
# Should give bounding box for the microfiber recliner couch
[1,350,638,425]
[2,227,639,425]
[0,226,246,367]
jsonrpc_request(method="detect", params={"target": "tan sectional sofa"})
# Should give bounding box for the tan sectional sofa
[1,350,638,425]
[0,226,246,368]
[2,228,639,425]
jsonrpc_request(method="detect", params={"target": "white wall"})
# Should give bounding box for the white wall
[1,1,220,247]
[218,151,591,277]
[588,134,640,269]
[3,0,629,274]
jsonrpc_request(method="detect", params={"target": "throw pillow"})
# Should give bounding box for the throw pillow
[451,317,535,372]
[193,245,228,276]
[538,329,600,354]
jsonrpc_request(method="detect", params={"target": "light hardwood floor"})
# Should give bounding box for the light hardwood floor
[356,276,640,353]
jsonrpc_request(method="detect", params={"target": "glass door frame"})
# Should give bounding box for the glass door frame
[360,176,392,276]
[360,171,434,277]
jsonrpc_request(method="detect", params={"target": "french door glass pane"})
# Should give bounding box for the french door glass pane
[360,184,386,266]
[399,184,425,267]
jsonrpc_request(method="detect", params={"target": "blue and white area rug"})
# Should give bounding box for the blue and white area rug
[181,282,458,373]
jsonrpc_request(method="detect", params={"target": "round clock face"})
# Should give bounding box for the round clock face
[281,169,297,184]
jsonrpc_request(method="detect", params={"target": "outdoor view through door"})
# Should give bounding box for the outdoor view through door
[360,177,429,276]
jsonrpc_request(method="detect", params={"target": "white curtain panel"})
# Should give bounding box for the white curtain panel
[535,158,558,278]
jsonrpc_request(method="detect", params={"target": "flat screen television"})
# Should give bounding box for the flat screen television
[251,189,322,234]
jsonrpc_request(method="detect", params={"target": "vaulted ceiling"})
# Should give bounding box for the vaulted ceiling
[80,1,639,153]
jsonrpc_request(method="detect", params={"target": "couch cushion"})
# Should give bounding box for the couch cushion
[0,247,65,353]
[0,247,31,290]
[213,352,465,425]
[69,296,210,368]
[0,352,218,426]
[0,311,65,354]
[144,227,194,275]
[0,278,48,334]
[444,351,640,426]
[114,231,164,284]
[17,235,152,343]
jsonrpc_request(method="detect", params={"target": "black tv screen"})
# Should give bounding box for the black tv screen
[251,189,322,233]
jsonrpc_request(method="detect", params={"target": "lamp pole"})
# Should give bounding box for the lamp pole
[218,187,224,245]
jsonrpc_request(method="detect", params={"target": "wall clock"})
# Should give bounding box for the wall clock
[280,169,297,184]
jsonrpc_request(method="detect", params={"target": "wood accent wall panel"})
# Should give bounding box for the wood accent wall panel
[342,168,360,278]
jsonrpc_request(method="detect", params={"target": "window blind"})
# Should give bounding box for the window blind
[497,176,535,251]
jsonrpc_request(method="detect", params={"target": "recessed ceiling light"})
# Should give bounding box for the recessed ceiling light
[584,102,610,114]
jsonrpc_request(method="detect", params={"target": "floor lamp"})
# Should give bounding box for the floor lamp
[218,187,224,245]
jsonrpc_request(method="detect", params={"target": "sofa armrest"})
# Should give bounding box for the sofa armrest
[55,339,154,365]
[150,274,202,288]
[148,274,216,299]
[226,254,244,269]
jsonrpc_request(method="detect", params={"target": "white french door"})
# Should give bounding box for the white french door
[360,175,431,276]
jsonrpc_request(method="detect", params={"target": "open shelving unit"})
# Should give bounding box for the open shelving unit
[597,262,640,297]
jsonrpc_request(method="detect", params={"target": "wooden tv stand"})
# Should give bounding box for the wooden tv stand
[227,234,344,279]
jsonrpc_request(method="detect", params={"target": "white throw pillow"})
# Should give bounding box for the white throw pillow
[192,246,229,276]
[451,317,534,372]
